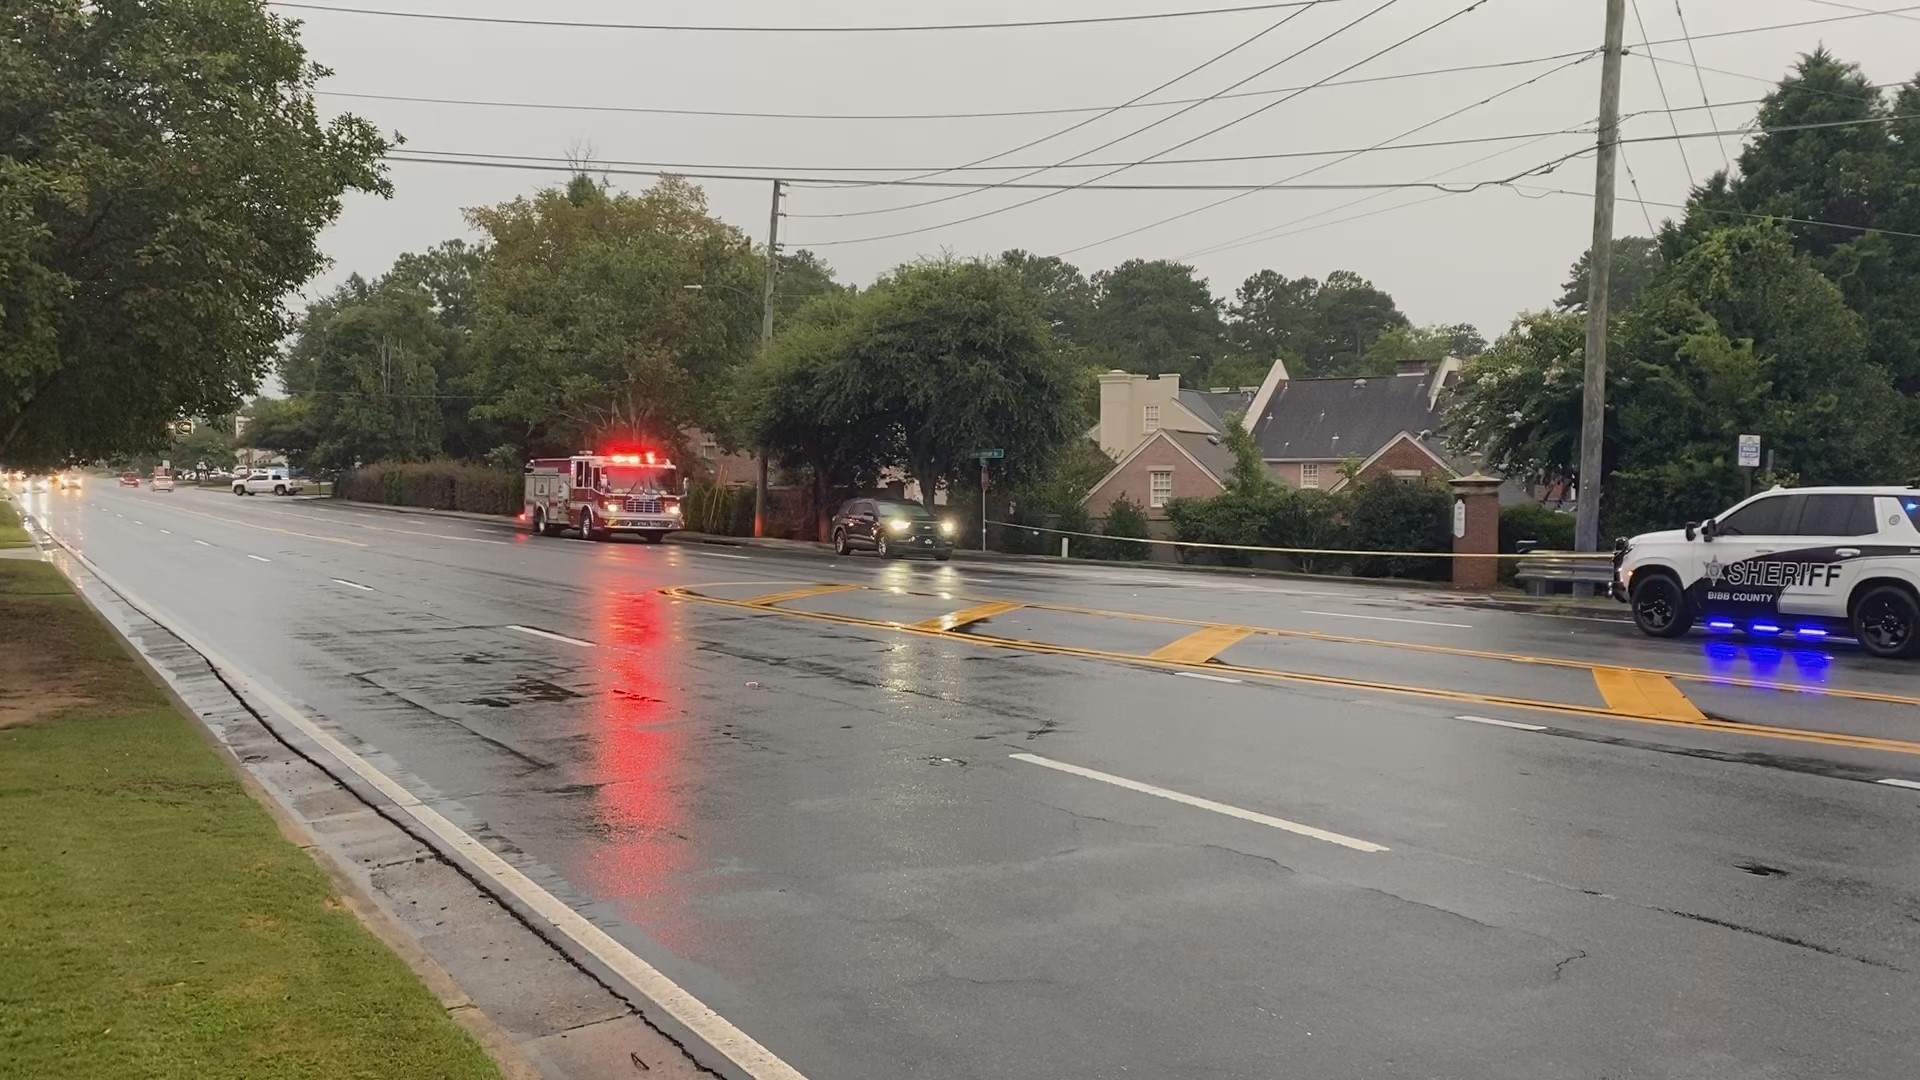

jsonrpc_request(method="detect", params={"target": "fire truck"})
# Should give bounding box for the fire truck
[523,450,683,542]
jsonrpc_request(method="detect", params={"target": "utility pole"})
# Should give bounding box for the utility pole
[754,179,783,538]
[1574,0,1627,574]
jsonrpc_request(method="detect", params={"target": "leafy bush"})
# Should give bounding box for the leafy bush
[336,461,521,515]
[1499,502,1575,552]
[683,482,755,536]
[1097,494,1152,560]
[1263,489,1350,573]
[1346,478,1450,579]
[1166,492,1269,566]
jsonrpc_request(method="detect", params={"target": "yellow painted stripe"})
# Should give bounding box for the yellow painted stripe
[740,583,860,607]
[1591,667,1709,721]
[915,600,1024,632]
[1149,624,1255,664]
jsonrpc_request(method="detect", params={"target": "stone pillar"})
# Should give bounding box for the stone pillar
[1449,472,1503,591]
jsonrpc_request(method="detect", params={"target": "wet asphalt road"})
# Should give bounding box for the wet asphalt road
[20,484,1920,1079]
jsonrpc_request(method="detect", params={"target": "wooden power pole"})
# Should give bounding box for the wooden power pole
[1574,0,1628,572]
[754,179,783,539]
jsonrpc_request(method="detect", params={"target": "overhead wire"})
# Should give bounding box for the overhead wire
[1672,1,1732,171]
[1512,184,1920,241]
[1796,0,1920,24]
[1629,0,1695,179]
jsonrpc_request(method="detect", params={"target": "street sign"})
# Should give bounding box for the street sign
[971,448,1005,460]
[1737,434,1761,468]
[1452,498,1467,540]
[170,419,194,436]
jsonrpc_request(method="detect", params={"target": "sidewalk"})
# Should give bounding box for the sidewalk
[0,557,509,1080]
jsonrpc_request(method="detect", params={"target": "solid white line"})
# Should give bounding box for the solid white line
[247,554,271,563]
[1175,670,1244,684]
[193,539,212,547]
[1456,714,1548,732]
[1009,752,1386,853]
[507,624,596,648]
[692,550,752,560]
[1877,778,1920,791]
[159,529,171,535]
[44,541,808,1080]
[331,578,374,591]
[1301,609,1474,629]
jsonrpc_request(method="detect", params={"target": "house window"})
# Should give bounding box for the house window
[1300,462,1320,489]
[1143,405,1160,433]
[1149,469,1173,508]
[701,434,719,461]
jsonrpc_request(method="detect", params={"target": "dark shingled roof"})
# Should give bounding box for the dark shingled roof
[1177,388,1255,431]
[1251,372,1451,461]
[1162,429,1233,482]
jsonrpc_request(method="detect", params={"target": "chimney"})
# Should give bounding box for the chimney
[1395,359,1432,378]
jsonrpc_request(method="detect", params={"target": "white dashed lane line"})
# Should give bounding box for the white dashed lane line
[506,624,596,648]
[1175,671,1244,685]
[247,555,271,563]
[1456,715,1548,732]
[159,529,171,535]
[1878,778,1920,791]
[331,578,374,591]
[193,539,212,547]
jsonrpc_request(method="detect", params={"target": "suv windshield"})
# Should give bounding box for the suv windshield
[874,500,937,521]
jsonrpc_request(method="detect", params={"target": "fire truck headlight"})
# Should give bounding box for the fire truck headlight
[666,504,681,516]
[604,501,621,515]
[939,520,955,536]
[887,518,910,533]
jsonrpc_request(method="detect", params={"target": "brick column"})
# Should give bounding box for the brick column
[1449,472,1503,591]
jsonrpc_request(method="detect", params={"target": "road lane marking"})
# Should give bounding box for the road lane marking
[1300,610,1473,629]
[691,550,752,560]
[741,583,860,607]
[331,578,374,591]
[43,544,809,1080]
[1176,671,1244,684]
[247,554,271,563]
[1591,667,1706,722]
[1457,715,1548,732]
[915,600,1023,632]
[1877,778,1920,790]
[145,503,368,547]
[506,624,595,648]
[159,529,171,535]
[193,539,212,547]
[670,585,1920,758]
[133,520,144,525]
[1149,624,1254,663]
[1010,753,1387,853]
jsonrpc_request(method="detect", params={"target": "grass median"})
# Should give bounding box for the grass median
[0,560,503,1080]
[0,499,28,547]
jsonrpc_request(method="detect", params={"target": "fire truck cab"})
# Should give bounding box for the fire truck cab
[524,451,683,543]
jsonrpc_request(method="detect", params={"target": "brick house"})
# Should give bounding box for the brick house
[1082,429,1233,536]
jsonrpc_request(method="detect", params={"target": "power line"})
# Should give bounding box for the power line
[1672,1,1732,171]
[1618,145,1662,235]
[1630,0,1695,179]
[1797,0,1920,24]
[268,1,1360,34]
[792,0,1491,248]
[804,1,1328,212]
[1052,43,1595,257]
[1514,184,1920,240]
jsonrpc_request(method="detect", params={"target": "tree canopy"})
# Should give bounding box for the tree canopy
[0,0,389,468]
[1227,269,1409,376]
[1555,236,1665,314]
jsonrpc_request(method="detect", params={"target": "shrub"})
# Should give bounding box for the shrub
[683,482,755,535]
[336,461,521,515]
[1346,478,1450,579]
[1499,502,1575,552]
[1264,488,1351,574]
[1097,494,1152,560]
[1166,492,1271,566]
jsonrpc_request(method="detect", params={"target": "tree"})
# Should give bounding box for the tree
[1556,236,1665,314]
[1359,325,1477,374]
[1220,412,1276,499]
[284,277,447,468]
[1310,271,1410,376]
[171,422,236,471]
[774,249,849,326]
[240,398,319,470]
[1085,259,1230,383]
[0,0,390,468]
[1447,311,1594,487]
[1225,269,1408,377]
[1000,249,1095,346]
[466,174,762,454]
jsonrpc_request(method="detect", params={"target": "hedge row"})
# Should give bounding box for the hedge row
[335,462,521,516]
[1165,479,1453,580]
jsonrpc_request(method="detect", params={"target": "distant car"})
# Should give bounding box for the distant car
[118,472,140,487]
[233,468,300,496]
[831,497,956,560]
[27,475,51,493]
[150,471,174,493]
[56,471,83,490]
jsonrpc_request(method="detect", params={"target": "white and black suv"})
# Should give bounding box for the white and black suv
[1613,486,1920,657]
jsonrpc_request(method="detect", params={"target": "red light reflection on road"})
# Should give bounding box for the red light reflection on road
[580,587,697,942]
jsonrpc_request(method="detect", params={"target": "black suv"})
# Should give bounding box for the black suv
[832,498,955,560]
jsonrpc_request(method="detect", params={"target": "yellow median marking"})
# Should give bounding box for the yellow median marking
[143,504,367,547]
[666,585,1920,759]
[915,600,1024,632]
[1591,667,1708,722]
[740,583,860,607]
[1150,624,1254,664]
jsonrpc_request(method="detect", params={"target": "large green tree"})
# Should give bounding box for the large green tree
[465,174,762,454]
[1555,236,1665,314]
[1225,269,1408,376]
[1000,249,1095,346]
[284,276,446,468]
[0,0,389,468]
[1084,259,1231,383]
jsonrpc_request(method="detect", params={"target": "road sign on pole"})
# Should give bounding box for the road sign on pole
[1737,434,1761,468]
[971,448,1005,460]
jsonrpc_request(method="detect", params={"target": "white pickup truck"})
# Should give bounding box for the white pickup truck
[232,468,302,496]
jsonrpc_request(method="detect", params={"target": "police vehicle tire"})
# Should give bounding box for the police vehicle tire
[1850,584,1920,659]
[1629,571,1693,638]
[935,552,952,562]
[833,528,850,556]
[876,533,893,559]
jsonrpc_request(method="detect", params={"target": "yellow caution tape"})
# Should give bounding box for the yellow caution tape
[985,520,1606,561]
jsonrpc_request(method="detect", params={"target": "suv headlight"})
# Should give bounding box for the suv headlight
[887,518,910,532]
[939,520,955,536]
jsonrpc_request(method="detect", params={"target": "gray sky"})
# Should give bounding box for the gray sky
[292,0,1920,338]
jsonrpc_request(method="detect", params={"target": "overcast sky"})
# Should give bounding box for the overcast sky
[289,0,1920,338]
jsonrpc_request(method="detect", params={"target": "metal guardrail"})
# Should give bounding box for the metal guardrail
[1513,550,1616,596]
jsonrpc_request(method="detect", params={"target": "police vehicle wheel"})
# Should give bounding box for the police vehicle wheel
[833,528,850,556]
[876,533,893,559]
[1851,584,1920,659]
[1630,573,1693,638]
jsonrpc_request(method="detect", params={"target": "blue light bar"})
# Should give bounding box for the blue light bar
[1707,619,1736,631]
[1750,623,1781,635]
[1796,626,1828,639]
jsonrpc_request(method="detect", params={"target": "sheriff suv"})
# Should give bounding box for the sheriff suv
[1614,486,1920,657]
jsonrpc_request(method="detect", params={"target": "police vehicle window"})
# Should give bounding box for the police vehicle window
[1795,493,1876,536]
[1714,494,1801,536]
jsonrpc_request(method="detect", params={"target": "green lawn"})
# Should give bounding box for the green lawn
[0,562,503,1080]
[0,499,28,547]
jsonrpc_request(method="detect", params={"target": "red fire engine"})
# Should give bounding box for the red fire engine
[523,450,683,542]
